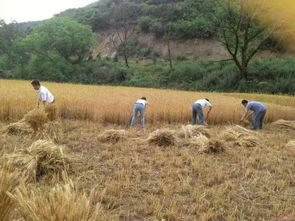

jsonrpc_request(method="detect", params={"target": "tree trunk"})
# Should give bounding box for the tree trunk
[240,65,248,79]
[123,47,129,67]
[167,37,173,70]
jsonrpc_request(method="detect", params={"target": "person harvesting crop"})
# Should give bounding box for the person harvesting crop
[192,98,212,125]
[240,100,267,130]
[31,80,55,108]
[130,97,148,129]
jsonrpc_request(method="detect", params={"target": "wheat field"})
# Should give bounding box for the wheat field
[0,80,294,125]
[0,79,295,220]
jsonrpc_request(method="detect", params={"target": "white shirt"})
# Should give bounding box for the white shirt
[194,99,212,107]
[135,99,148,107]
[38,86,54,103]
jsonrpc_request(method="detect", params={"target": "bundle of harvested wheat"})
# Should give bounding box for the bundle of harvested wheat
[286,140,295,148]
[2,140,73,182]
[180,125,211,139]
[98,129,127,144]
[28,140,72,180]
[272,120,295,130]
[9,182,104,221]
[220,125,259,148]
[0,166,20,220]
[220,125,254,141]
[188,135,224,154]
[189,134,209,151]
[148,129,176,147]
[44,104,58,121]
[3,120,33,135]
[24,110,48,132]
[2,153,37,182]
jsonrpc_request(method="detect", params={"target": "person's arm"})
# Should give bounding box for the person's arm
[39,92,47,107]
[207,106,212,114]
[240,110,252,122]
[206,101,213,115]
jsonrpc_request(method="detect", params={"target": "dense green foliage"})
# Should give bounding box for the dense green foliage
[57,0,219,40]
[124,58,295,94]
[0,0,294,94]
[0,18,95,81]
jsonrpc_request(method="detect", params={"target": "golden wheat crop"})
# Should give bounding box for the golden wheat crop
[0,80,294,126]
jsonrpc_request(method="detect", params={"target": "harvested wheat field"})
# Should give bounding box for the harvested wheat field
[0,80,295,220]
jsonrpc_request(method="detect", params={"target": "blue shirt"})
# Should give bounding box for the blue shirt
[246,101,266,112]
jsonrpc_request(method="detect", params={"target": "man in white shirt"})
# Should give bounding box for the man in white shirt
[130,97,148,128]
[31,80,55,108]
[192,98,212,125]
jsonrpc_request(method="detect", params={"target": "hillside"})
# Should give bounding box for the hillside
[1,0,295,94]
[57,0,283,59]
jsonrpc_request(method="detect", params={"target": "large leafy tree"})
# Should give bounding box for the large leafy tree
[0,20,24,73]
[20,17,95,81]
[216,0,271,79]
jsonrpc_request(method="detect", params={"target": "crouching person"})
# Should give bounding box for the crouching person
[240,100,267,130]
[192,98,212,125]
[31,80,55,108]
[130,97,148,129]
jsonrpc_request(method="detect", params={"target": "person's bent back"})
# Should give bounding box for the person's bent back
[31,80,55,108]
[240,100,267,130]
[130,97,148,129]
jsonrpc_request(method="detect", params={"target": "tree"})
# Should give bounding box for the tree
[20,17,95,80]
[216,0,271,79]
[109,2,141,67]
[0,20,23,72]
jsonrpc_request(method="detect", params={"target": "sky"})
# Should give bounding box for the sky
[0,0,97,23]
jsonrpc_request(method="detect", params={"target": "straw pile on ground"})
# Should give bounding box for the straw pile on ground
[98,129,127,144]
[179,125,211,138]
[2,153,37,181]
[24,110,48,132]
[2,140,73,182]
[148,129,176,147]
[9,182,104,221]
[0,166,20,220]
[187,135,224,154]
[3,120,33,135]
[286,140,295,148]
[44,104,58,121]
[272,120,295,130]
[220,125,259,148]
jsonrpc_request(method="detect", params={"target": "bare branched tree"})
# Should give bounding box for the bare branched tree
[110,2,140,67]
[217,0,273,79]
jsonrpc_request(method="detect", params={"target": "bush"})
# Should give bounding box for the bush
[169,17,215,39]
[138,16,156,33]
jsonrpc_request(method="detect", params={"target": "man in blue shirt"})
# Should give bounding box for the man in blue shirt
[240,100,267,130]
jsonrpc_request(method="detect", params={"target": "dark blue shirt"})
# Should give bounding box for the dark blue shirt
[246,101,266,112]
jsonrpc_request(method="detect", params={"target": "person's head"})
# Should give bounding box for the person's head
[205,98,209,102]
[141,97,147,100]
[31,80,41,90]
[241,99,248,107]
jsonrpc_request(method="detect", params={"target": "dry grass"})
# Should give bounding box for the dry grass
[0,120,295,220]
[2,140,74,182]
[3,120,33,135]
[0,166,20,221]
[98,129,127,144]
[272,119,295,130]
[9,182,108,221]
[44,104,58,121]
[180,124,211,138]
[148,129,176,147]
[0,80,295,220]
[220,125,260,148]
[0,80,294,125]
[24,110,48,132]
[286,140,295,148]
